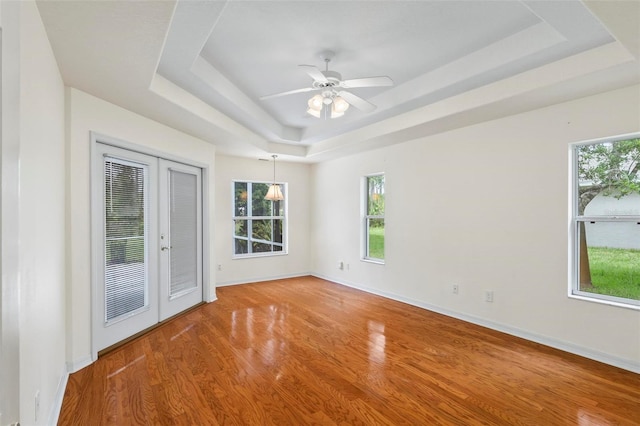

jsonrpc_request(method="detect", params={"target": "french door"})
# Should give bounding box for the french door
[158,159,202,320]
[92,144,203,353]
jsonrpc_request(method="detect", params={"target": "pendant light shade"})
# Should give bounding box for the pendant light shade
[333,96,349,114]
[265,184,284,201]
[264,154,284,201]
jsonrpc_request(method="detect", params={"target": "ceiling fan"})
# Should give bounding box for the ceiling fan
[259,51,393,118]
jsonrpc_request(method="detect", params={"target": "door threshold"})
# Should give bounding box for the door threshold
[97,302,205,357]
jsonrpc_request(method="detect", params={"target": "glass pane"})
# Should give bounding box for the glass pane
[252,242,272,253]
[579,221,640,300]
[104,160,147,322]
[368,218,385,260]
[273,219,283,243]
[252,219,272,242]
[234,219,248,237]
[273,194,285,216]
[169,170,197,296]
[235,239,248,254]
[234,182,247,216]
[252,183,272,216]
[273,245,283,252]
[577,139,640,216]
[367,175,385,215]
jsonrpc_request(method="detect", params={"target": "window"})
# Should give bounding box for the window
[364,174,385,262]
[571,135,640,308]
[233,181,286,257]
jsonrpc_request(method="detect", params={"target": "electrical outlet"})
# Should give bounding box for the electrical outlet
[35,390,40,422]
[452,284,459,294]
[338,261,344,270]
[217,264,222,271]
[485,290,494,303]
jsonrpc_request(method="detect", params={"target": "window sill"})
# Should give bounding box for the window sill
[361,257,385,265]
[568,292,640,311]
[233,251,288,260]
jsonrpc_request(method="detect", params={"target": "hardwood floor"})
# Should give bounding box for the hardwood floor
[59,276,640,425]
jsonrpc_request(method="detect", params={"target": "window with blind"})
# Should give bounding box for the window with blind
[104,158,148,322]
[169,169,198,297]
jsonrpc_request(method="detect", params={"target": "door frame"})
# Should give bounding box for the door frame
[90,132,211,360]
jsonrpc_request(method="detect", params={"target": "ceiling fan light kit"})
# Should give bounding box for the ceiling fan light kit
[260,50,393,119]
[307,92,350,118]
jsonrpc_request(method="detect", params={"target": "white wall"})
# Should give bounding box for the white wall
[0,0,22,423]
[66,88,216,370]
[215,155,311,285]
[311,85,640,371]
[16,1,67,424]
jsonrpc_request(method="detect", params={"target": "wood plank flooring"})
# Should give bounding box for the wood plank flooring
[59,276,640,425]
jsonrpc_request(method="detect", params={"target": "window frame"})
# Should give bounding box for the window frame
[362,173,385,264]
[569,133,640,310]
[232,180,287,258]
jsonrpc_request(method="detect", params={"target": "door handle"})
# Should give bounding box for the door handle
[161,246,172,251]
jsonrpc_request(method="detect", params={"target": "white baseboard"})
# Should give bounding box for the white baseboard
[47,364,69,426]
[216,272,310,287]
[313,273,640,374]
[66,355,93,374]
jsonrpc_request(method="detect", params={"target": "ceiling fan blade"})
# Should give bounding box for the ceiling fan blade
[341,76,394,88]
[299,64,329,84]
[337,91,377,113]
[259,87,316,100]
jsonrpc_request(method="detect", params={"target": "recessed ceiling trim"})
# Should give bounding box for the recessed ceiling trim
[584,0,640,60]
[301,20,568,143]
[373,21,565,116]
[157,0,226,73]
[191,56,301,143]
[149,73,269,152]
[306,41,634,159]
[266,142,308,158]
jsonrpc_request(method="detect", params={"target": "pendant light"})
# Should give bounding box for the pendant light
[264,154,284,201]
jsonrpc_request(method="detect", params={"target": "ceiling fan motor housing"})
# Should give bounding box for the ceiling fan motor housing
[314,70,342,88]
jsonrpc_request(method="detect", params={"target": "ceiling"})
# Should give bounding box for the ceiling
[36,0,640,162]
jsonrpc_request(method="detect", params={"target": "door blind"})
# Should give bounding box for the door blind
[104,159,148,322]
[169,170,198,296]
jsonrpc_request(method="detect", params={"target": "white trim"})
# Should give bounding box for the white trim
[48,364,69,426]
[202,166,212,303]
[66,355,94,374]
[91,132,209,170]
[313,273,640,374]
[570,132,640,147]
[216,272,310,287]
[569,293,640,310]
[232,251,288,260]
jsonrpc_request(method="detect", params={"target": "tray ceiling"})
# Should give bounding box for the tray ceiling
[37,0,640,162]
